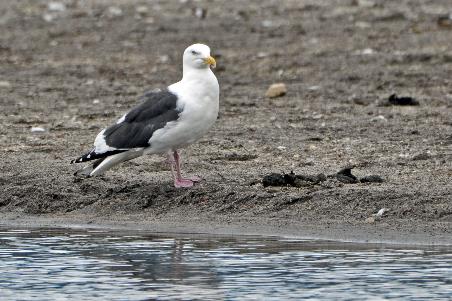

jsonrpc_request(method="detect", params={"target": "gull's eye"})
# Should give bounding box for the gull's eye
[191,50,199,55]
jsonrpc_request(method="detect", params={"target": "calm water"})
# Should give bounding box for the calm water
[0,227,451,300]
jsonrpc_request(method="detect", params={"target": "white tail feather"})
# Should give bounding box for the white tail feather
[89,149,144,177]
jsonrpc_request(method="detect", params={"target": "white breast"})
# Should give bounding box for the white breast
[146,69,219,154]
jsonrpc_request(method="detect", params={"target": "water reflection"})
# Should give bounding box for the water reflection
[0,227,451,300]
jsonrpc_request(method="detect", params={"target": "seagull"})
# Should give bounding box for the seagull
[71,43,219,188]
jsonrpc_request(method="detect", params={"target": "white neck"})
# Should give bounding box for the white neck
[182,66,212,79]
[168,65,219,100]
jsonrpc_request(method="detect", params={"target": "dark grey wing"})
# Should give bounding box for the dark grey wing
[72,90,180,164]
[104,90,181,148]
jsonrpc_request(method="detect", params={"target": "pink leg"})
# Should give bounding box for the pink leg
[170,150,202,188]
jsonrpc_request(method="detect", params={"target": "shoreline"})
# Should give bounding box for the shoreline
[1,213,451,246]
[1,1,451,249]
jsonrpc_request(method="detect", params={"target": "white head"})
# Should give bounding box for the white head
[182,43,216,70]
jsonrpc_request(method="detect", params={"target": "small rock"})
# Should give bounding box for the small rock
[312,113,323,120]
[42,14,54,22]
[108,6,123,17]
[388,94,419,106]
[0,81,11,88]
[158,55,169,63]
[265,83,287,98]
[365,216,376,224]
[437,14,452,29]
[307,85,321,91]
[135,6,149,15]
[48,2,66,12]
[354,48,374,55]
[31,127,46,133]
[277,146,286,151]
[336,167,358,184]
[194,7,207,19]
[374,208,388,218]
[412,153,430,161]
[360,175,384,183]
[361,48,374,55]
[261,20,273,28]
[144,17,155,24]
[355,21,371,28]
[352,0,376,7]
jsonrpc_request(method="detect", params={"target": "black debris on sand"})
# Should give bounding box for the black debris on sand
[262,167,384,187]
[335,167,358,184]
[388,94,419,106]
[262,172,326,188]
[360,175,384,183]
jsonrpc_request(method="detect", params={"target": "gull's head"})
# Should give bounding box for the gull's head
[183,43,216,70]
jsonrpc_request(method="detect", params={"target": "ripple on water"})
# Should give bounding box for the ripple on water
[0,227,451,301]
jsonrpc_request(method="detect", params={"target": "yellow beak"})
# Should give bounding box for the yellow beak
[204,56,216,68]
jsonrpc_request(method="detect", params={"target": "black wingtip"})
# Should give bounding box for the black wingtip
[70,158,82,164]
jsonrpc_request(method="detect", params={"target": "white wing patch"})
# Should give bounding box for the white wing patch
[94,129,118,153]
[116,113,126,124]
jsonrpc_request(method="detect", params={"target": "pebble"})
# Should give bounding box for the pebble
[158,55,169,63]
[194,7,207,19]
[355,21,371,28]
[361,48,374,55]
[42,14,54,22]
[307,85,320,91]
[371,115,387,122]
[265,83,287,98]
[374,208,388,218]
[48,2,66,12]
[108,7,123,17]
[365,216,376,224]
[0,81,11,88]
[354,0,376,7]
[31,127,46,133]
[354,48,374,55]
[437,14,452,28]
[365,208,388,223]
[261,20,273,28]
[135,6,149,15]
[144,17,155,24]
